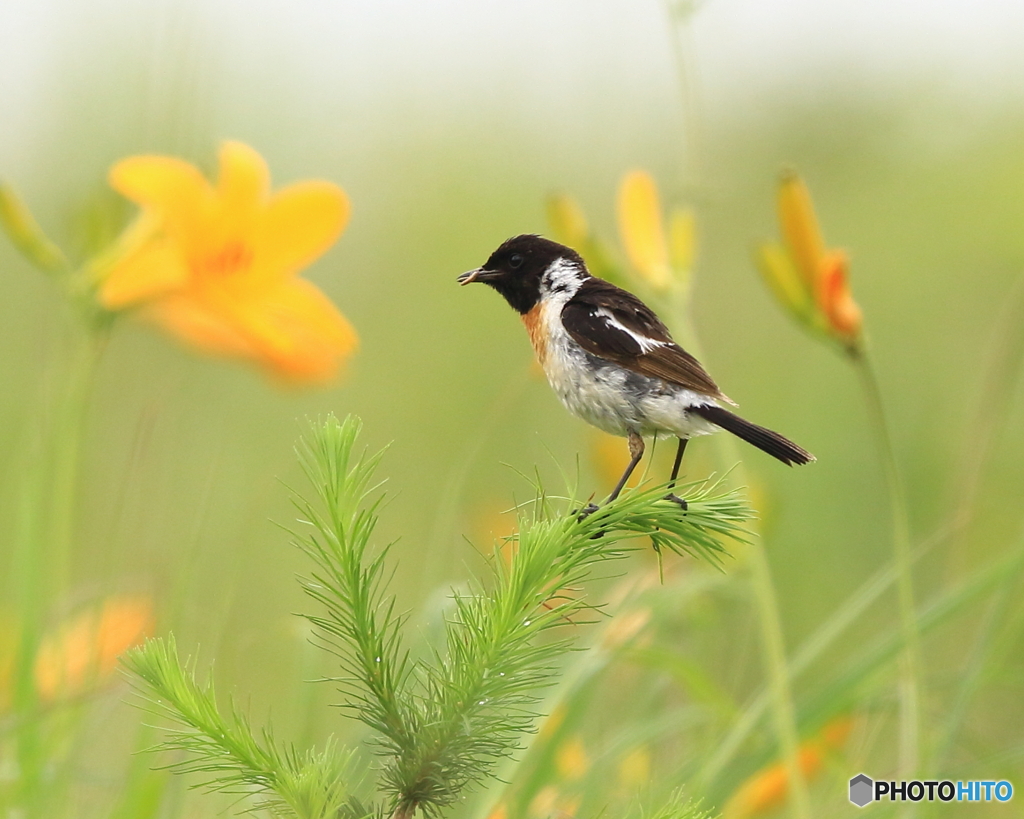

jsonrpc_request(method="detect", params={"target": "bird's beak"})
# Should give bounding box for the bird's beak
[458,267,487,285]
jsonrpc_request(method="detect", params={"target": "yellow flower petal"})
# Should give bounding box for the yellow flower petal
[104,141,357,384]
[555,736,590,781]
[546,194,590,249]
[756,242,816,323]
[250,279,358,379]
[100,235,188,309]
[618,170,672,291]
[151,278,358,383]
[143,295,255,360]
[217,141,270,208]
[250,181,349,286]
[109,155,213,249]
[217,141,272,235]
[777,171,826,287]
[668,206,696,285]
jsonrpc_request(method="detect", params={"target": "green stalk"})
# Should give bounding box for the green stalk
[7,312,106,815]
[661,0,705,190]
[668,292,811,819]
[708,447,810,819]
[48,329,106,599]
[652,6,811,809]
[9,447,47,810]
[852,350,922,783]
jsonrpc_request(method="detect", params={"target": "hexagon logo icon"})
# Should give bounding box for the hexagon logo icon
[849,774,874,807]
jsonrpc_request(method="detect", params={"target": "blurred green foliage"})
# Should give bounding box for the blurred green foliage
[2,3,1024,817]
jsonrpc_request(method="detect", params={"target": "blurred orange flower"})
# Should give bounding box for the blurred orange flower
[617,170,695,293]
[98,141,357,382]
[757,172,863,352]
[555,735,591,781]
[722,715,855,818]
[485,804,508,819]
[529,786,580,819]
[34,595,154,701]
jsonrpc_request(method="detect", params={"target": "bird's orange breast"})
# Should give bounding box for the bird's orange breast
[521,304,548,366]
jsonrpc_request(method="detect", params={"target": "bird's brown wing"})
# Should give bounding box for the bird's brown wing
[561,278,728,401]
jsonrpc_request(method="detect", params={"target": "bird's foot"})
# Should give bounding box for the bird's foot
[573,502,600,522]
[663,493,688,512]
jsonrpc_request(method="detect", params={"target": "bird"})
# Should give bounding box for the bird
[458,234,814,516]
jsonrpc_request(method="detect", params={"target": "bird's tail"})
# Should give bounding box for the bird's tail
[691,405,815,466]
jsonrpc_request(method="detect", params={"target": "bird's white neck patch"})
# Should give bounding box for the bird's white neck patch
[540,257,585,303]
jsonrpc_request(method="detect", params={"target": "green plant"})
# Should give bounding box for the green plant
[123,415,752,819]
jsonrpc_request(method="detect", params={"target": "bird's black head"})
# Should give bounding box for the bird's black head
[458,234,587,314]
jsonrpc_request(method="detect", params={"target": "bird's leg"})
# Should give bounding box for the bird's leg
[577,432,647,522]
[576,432,645,522]
[665,437,688,510]
[607,431,645,503]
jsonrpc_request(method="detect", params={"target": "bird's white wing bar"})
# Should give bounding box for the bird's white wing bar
[593,307,668,354]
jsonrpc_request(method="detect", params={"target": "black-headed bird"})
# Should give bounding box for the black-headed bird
[459,234,813,515]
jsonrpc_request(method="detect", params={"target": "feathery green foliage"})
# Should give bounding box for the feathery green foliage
[292,416,416,758]
[124,414,751,818]
[640,790,715,819]
[290,416,749,817]
[122,636,358,819]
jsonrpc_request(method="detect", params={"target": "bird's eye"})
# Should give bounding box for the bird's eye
[509,253,524,269]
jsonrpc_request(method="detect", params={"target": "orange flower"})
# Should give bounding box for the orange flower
[757,172,862,352]
[529,786,580,819]
[485,804,508,819]
[722,715,855,818]
[34,595,154,701]
[97,141,358,383]
[555,736,591,781]
[617,170,695,293]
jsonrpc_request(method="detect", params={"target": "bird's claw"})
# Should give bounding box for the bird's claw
[574,502,600,522]
[663,493,688,511]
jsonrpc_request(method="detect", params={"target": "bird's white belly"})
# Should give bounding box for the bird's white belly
[535,304,718,440]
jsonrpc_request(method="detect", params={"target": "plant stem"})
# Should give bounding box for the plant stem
[669,296,811,819]
[743,536,811,818]
[7,319,105,815]
[390,801,417,819]
[48,328,106,599]
[662,0,705,192]
[853,350,922,782]
[645,8,807,809]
